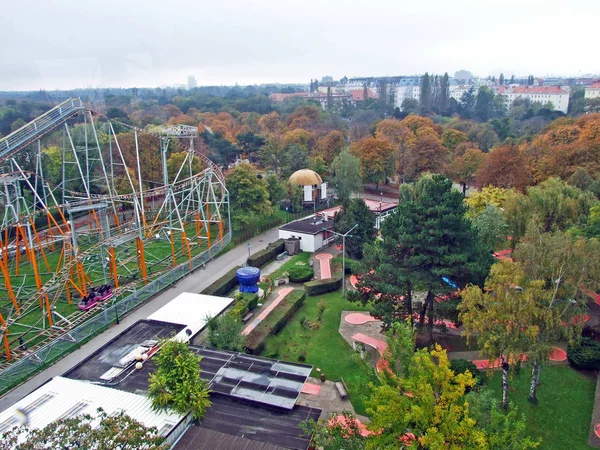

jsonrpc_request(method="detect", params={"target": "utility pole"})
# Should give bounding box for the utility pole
[328,224,358,299]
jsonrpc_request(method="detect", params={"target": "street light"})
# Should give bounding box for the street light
[247,242,251,266]
[327,223,358,299]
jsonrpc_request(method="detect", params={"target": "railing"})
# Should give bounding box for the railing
[0,98,84,161]
[0,231,231,395]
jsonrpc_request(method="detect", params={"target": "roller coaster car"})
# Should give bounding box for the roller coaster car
[77,285,113,310]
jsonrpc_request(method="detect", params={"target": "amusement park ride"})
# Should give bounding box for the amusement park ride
[0,99,230,366]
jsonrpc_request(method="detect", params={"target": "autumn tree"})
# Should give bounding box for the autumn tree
[448,147,484,196]
[148,340,211,419]
[258,111,283,135]
[441,128,469,151]
[281,144,309,178]
[459,261,545,409]
[476,145,531,190]
[350,137,394,189]
[166,151,203,183]
[0,409,169,450]
[258,138,283,173]
[472,205,509,252]
[225,163,273,228]
[117,132,163,188]
[315,130,346,165]
[330,149,363,202]
[465,186,511,219]
[375,119,414,180]
[402,133,448,182]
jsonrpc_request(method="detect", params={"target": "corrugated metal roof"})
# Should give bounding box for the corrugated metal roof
[147,292,234,341]
[174,427,288,450]
[0,377,184,436]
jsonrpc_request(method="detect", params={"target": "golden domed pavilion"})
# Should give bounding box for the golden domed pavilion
[288,169,323,186]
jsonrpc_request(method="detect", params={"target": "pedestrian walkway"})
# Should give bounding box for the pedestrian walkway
[0,228,281,412]
[315,253,332,279]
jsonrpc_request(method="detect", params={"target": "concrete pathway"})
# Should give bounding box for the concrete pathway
[242,287,294,335]
[0,228,280,412]
[315,253,333,279]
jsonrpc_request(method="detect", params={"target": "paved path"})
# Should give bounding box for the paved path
[0,228,280,412]
[315,253,333,279]
[242,287,294,335]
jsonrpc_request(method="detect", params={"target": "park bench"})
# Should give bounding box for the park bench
[335,378,349,400]
[242,312,254,324]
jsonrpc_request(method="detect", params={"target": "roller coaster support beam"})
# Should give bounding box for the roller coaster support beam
[136,237,148,283]
[26,224,52,326]
[0,313,10,361]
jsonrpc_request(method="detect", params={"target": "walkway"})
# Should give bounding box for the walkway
[242,287,294,335]
[0,228,281,412]
[315,253,333,279]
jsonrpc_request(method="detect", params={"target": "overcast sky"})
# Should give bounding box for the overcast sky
[1,0,598,91]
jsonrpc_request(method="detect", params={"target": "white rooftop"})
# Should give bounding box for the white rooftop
[0,376,184,437]
[147,292,234,341]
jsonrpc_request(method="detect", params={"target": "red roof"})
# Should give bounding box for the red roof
[588,82,600,89]
[349,89,378,101]
[497,86,564,95]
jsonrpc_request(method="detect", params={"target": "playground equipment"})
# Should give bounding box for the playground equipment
[0,99,230,365]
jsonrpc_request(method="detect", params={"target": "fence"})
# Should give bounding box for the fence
[0,231,232,394]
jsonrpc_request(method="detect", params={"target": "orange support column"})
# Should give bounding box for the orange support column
[219,220,223,241]
[47,213,55,251]
[0,256,18,314]
[29,241,52,326]
[181,231,193,269]
[136,237,148,283]
[109,246,119,289]
[0,313,10,362]
[30,219,50,272]
[170,231,177,268]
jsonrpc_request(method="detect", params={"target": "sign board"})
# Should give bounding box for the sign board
[303,185,312,202]
[320,182,327,199]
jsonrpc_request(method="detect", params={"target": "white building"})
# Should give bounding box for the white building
[585,81,600,99]
[394,86,421,109]
[187,75,197,90]
[496,86,570,114]
[449,85,472,102]
[0,376,189,446]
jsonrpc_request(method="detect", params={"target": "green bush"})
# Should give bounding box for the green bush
[450,359,485,387]
[239,292,259,310]
[247,239,285,268]
[246,289,306,354]
[287,265,314,282]
[304,277,342,296]
[228,293,259,321]
[332,257,359,274]
[568,337,600,370]
[202,266,241,296]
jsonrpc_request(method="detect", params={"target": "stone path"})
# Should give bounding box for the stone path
[241,286,294,335]
[315,253,333,279]
[296,377,367,422]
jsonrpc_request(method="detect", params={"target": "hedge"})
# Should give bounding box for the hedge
[568,337,600,370]
[202,266,241,296]
[246,289,306,354]
[228,293,259,321]
[247,239,285,268]
[288,265,314,282]
[304,277,343,296]
[449,359,485,387]
[332,257,359,275]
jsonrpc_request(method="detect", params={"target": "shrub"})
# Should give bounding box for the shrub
[450,359,485,387]
[246,289,306,354]
[304,277,343,296]
[202,266,240,296]
[247,239,285,267]
[207,314,246,352]
[568,337,600,370]
[288,265,314,282]
[298,350,307,362]
[332,256,359,274]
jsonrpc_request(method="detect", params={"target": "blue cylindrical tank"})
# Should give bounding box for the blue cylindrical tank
[236,266,261,293]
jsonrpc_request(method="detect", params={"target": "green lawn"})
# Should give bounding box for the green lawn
[261,291,378,415]
[265,252,312,280]
[485,365,596,450]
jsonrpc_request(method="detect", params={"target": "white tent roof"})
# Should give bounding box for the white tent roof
[0,376,184,437]
[147,292,234,341]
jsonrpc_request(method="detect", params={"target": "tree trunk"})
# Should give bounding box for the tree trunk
[501,357,510,410]
[529,361,539,404]
[427,291,434,343]
[419,293,428,328]
[462,182,467,197]
[536,363,542,386]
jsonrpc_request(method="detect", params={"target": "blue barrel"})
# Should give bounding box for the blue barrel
[236,266,261,293]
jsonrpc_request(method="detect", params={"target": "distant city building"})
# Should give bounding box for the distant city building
[349,88,378,103]
[585,81,600,99]
[321,75,334,84]
[496,86,570,113]
[394,86,421,109]
[268,91,352,110]
[187,75,197,90]
[449,85,472,102]
[454,70,473,82]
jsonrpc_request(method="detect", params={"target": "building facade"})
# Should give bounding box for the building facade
[496,86,570,113]
[585,82,600,99]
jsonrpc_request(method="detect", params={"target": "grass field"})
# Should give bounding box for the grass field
[485,365,596,450]
[261,291,378,415]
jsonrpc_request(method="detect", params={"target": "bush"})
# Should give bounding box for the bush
[450,359,485,387]
[228,293,259,321]
[288,265,314,282]
[247,239,285,267]
[202,266,240,296]
[246,289,306,354]
[332,256,358,274]
[568,337,600,370]
[304,277,343,296]
[239,292,259,310]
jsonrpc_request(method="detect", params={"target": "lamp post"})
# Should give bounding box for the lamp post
[327,224,358,299]
[247,242,251,266]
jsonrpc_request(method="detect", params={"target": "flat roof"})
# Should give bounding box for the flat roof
[279,216,334,235]
[0,376,184,438]
[174,427,287,450]
[193,395,320,450]
[63,319,185,385]
[147,292,234,341]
